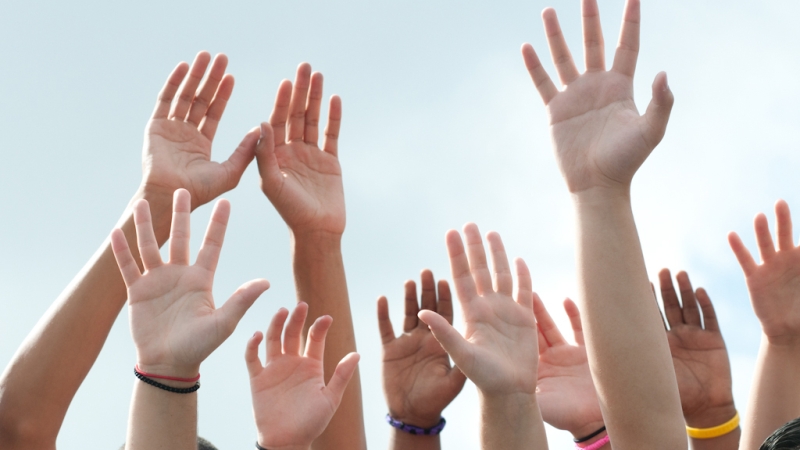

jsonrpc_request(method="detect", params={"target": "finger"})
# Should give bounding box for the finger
[754,213,776,263]
[515,258,534,309]
[168,189,191,265]
[728,232,758,276]
[462,224,493,295]
[187,53,228,126]
[676,271,701,327]
[194,199,231,272]
[582,0,605,71]
[437,280,455,325]
[659,268,683,327]
[377,296,396,345]
[486,232,513,296]
[304,72,324,146]
[133,200,163,271]
[419,269,438,312]
[696,288,720,332]
[418,310,472,369]
[245,331,264,377]
[217,279,270,338]
[776,200,795,251]
[611,0,640,77]
[537,327,548,354]
[403,279,419,332]
[532,294,566,346]
[152,62,189,120]
[324,352,361,406]
[283,302,309,356]
[171,51,211,120]
[446,229,478,301]
[640,72,674,149]
[287,63,312,142]
[198,74,235,141]
[304,315,333,361]
[217,126,260,193]
[269,80,293,145]
[542,8,580,85]
[110,228,141,285]
[520,44,558,105]
[266,307,289,360]
[322,95,342,156]
[563,298,584,345]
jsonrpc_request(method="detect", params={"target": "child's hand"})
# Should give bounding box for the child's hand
[534,298,603,439]
[729,200,800,346]
[143,52,260,210]
[255,63,345,236]
[378,270,467,429]
[656,269,736,427]
[246,303,360,450]
[110,189,269,379]
[418,224,538,397]
[521,0,674,193]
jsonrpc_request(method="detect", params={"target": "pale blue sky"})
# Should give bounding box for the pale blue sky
[1,0,800,448]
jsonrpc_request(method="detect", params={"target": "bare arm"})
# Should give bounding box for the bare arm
[521,0,683,448]
[0,51,258,449]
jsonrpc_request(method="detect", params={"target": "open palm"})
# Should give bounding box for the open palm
[256,63,345,235]
[521,0,674,192]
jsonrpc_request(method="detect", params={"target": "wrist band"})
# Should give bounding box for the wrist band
[386,414,446,435]
[255,442,268,450]
[135,364,200,383]
[686,411,740,439]
[134,368,200,394]
[574,425,606,443]
[576,434,610,450]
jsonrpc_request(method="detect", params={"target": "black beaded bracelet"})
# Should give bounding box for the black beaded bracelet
[574,425,606,443]
[386,414,446,435]
[133,368,200,394]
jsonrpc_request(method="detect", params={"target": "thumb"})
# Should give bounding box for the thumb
[216,278,270,337]
[417,310,472,372]
[219,127,260,193]
[640,71,674,148]
[254,122,283,190]
[324,352,361,406]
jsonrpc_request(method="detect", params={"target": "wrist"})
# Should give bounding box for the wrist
[256,434,310,450]
[572,185,631,206]
[135,362,200,388]
[684,402,737,429]
[569,422,606,442]
[290,228,343,245]
[479,390,538,413]
[387,410,443,429]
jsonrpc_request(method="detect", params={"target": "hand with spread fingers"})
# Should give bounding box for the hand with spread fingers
[533,298,604,441]
[246,303,360,450]
[255,63,345,236]
[417,224,547,450]
[143,52,260,211]
[656,269,736,434]
[521,0,674,193]
[378,270,467,448]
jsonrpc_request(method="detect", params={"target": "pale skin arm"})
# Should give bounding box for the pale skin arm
[729,200,800,450]
[255,63,364,450]
[0,52,259,449]
[521,0,683,448]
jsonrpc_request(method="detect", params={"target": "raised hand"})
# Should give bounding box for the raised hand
[657,269,736,428]
[110,189,269,377]
[246,303,360,450]
[521,0,674,193]
[729,201,800,345]
[255,63,344,235]
[534,298,603,439]
[378,270,467,429]
[142,52,260,211]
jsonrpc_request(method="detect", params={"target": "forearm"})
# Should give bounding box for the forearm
[573,187,684,449]
[389,429,440,450]
[291,231,365,450]
[741,338,800,450]
[0,189,171,446]
[479,392,547,450]
[125,381,197,449]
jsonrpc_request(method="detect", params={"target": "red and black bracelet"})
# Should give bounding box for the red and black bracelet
[133,367,200,394]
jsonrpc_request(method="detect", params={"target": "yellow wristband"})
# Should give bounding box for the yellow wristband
[686,412,740,439]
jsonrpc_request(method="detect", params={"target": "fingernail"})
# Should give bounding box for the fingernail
[259,124,266,139]
[663,73,669,91]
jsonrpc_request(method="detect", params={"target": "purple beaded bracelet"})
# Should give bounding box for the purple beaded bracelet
[385,414,446,435]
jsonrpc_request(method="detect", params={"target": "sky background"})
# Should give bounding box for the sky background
[1,0,799,448]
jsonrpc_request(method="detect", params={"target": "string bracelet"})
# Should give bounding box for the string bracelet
[386,414,446,435]
[255,442,268,450]
[574,425,606,443]
[686,411,740,439]
[576,434,610,450]
[134,364,200,383]
[133,367,200,394]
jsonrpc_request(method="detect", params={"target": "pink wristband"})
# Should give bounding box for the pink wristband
[134,365,200,383]
[576,434,609,450]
